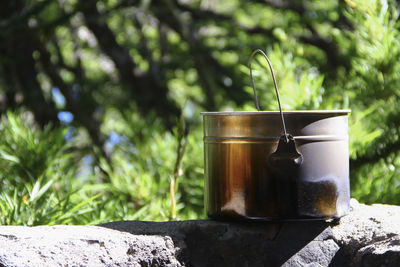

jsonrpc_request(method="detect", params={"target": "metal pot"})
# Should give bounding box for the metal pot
[202,50,350,220]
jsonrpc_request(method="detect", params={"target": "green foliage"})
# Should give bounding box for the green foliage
[242,45,325,111]
[0,110,205,225]
[96,107,204,221]
[352,159,400,205]
[341,0,400,203]
[0,112,99,225]
[1,0,400,226]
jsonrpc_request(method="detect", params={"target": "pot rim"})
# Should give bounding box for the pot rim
[201,110,351,115]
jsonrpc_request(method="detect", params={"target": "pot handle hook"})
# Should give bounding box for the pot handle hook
[249,49,303,170]
[249,49,289,143]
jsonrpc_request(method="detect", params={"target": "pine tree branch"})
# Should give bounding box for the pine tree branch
[351,139,400,170]
[80,0,180,127]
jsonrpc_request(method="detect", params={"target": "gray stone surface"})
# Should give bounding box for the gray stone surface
[0,199,399,266]
[0,225,181,267]
[332,199,400,267]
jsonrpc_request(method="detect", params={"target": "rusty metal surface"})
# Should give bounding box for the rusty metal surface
[203,111,350,220]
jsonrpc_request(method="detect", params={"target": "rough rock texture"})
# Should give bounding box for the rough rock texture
[0,225,181,267]
[0,199,399,267]
[332,199,400,267]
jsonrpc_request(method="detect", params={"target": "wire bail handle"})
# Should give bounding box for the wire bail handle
[249,49,289,143]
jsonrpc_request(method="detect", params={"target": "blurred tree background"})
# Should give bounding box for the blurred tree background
[0,0,399,225]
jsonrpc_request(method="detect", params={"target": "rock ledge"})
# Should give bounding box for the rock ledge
[0,199,399,266]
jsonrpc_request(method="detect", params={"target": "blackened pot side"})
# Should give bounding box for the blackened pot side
[203,110,350,221]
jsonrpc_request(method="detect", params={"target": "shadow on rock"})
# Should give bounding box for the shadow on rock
[100,220,343,267]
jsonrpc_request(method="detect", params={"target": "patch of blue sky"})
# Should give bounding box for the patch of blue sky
[58,111,74,124]
[108,131,128,145]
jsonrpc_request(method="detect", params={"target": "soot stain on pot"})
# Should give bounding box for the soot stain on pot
[206,140,342,220]
[203,110,350,221]
[265,138,340,219]
[266,136,303,218]
[297,175,339,217]
[267,173,339,219]
[249,142,279,218]
[271,171,299,218]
